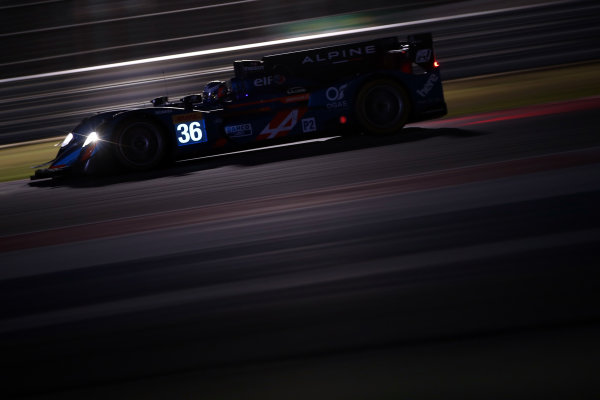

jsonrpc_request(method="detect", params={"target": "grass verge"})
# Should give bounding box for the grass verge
[443,61,599,117]
[1,61,598,182]
[0,139,61,182]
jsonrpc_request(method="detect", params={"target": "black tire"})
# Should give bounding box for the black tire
[355,79,410,135]
[112,117,165,171]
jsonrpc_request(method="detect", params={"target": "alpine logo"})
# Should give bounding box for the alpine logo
[302,45,376,64]
[258,108,307,140]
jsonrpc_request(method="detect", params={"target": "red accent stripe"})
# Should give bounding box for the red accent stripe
[213,138,228,148]
[80,143,96,162]
[415,97,600,128]
[227,93,310,109]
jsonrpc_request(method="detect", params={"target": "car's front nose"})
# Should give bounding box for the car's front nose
[31,131,101,180]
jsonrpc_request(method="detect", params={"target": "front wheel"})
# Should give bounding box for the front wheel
[354,79,410,135]
[112,117,165,171]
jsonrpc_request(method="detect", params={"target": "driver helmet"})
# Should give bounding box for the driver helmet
[203,81,228,102]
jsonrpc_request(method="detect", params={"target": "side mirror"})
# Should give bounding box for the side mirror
[180,94,203,111]
[151,96,169,107]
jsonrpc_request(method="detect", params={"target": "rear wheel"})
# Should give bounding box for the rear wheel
[355,79,410,135]
[112,117,165,171]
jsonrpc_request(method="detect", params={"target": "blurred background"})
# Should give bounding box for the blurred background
[1,0,598,143]
[2,0,449,75]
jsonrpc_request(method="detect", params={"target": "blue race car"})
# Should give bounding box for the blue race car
[32,33,447,179]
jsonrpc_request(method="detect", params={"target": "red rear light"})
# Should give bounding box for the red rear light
[339,116,347,124]
[401,62,412,74]
[433,60,440,68]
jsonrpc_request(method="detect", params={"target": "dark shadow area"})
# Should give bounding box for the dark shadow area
[28,127,484,188]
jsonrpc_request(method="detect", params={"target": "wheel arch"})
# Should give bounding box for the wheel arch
[115,110,175,153]
[110,111,172,170]
[351,74,412,135]
[115,109,172,138]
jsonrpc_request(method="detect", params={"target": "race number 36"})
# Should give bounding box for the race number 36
[176,121,206,145]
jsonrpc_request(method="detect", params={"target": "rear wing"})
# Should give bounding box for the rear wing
[233,34,439,80]
[407,33,438,72]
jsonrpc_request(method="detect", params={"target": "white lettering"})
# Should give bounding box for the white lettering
[176,121,205,145]
[325,84,347,102]
[326,100,348,109]
[416,73,439,97]
[301,117,316,133]
[253,75,285,87]
[177,123,189,144]
[189,121,202,141]
[253,76,273,87]
[300,45,379,64]
[225,123,253,137]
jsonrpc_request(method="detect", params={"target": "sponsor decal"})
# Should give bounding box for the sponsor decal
[302,45,376,64]
[253,74,286,87]
[243,65,264,72]
[227,93,309,109]
[301,117,316,133]
[415,49,432,63]
[416,73,439,98]
[258,108,307,140]
[282,93,310,103]
[172,113,203,124]
[325,84,348,109]
[287,86,306,95]
[225,123,253,138]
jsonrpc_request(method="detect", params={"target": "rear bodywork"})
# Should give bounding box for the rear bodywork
[32,33,446,179]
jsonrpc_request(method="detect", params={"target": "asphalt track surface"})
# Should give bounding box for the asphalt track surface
[1,0,599,143]
[1,97,599,399]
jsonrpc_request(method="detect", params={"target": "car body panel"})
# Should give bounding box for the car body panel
[32,34,447,179]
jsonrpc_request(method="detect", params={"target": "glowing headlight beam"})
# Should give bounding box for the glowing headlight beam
[83,132,98,147]
[60,132,74,148]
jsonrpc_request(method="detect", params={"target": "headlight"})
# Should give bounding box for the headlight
[83,131,98,147]
[60,132,74,148]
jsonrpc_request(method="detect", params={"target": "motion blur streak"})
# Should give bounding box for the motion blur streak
[0,0,572,84]
[1,103,599,398]
[417,96,600,127]
[2,227,598,335]
[0,0,62,10]
[0,66,233,104]
[0,0,258,38]
[2,0,598,144]
[2,140,600,254]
